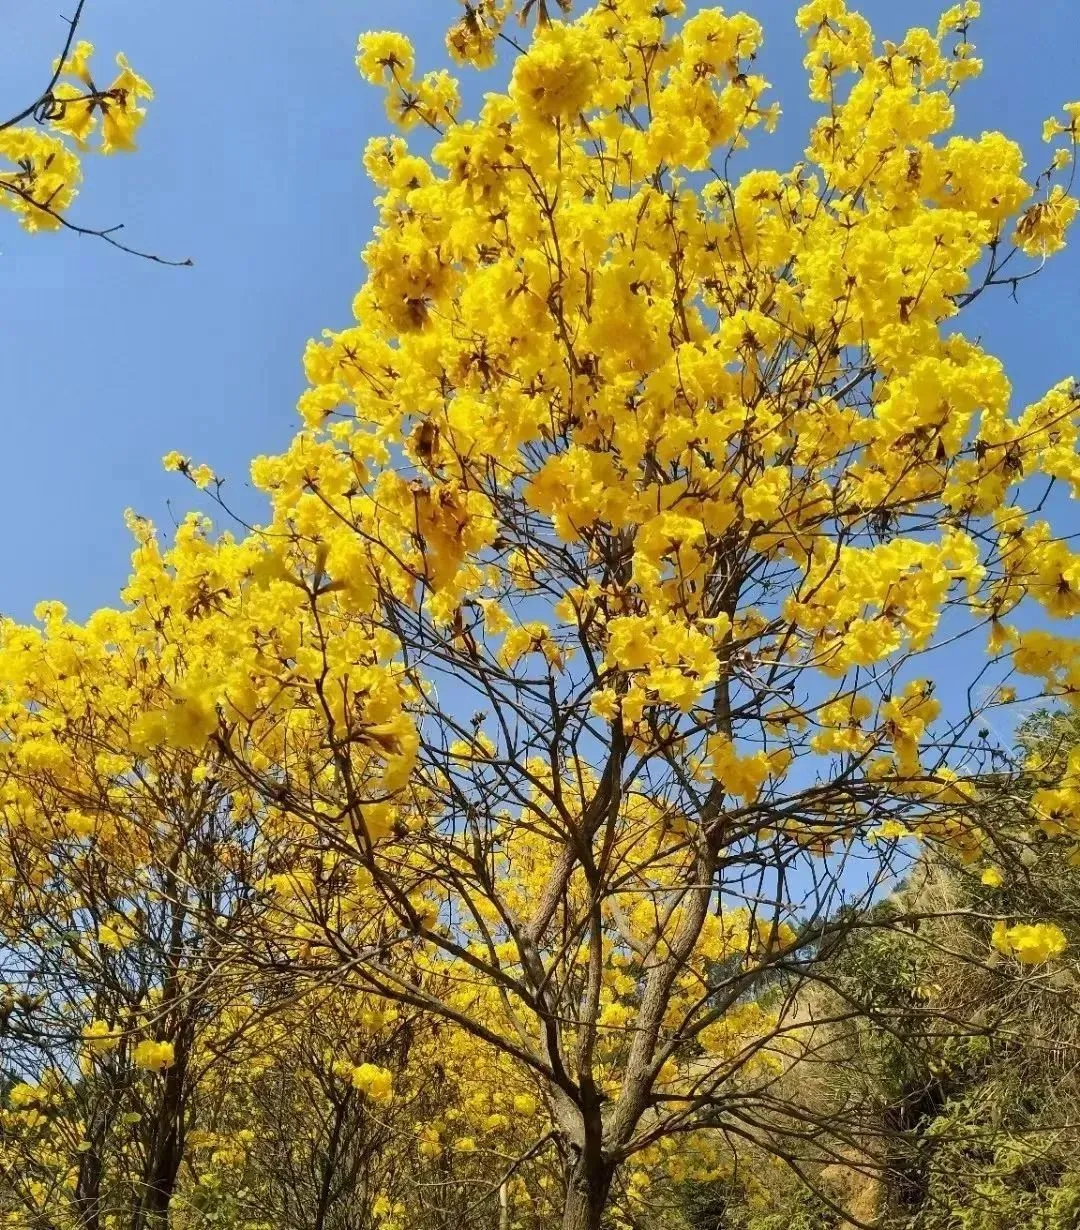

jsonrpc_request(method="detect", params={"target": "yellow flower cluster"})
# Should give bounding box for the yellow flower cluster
[1031,747,1080,839]
[132,1039,176,1072]
[2,41,151,231]
[350,1062,394,1102]
[82,1019,122,1053]
[991,921,1068,965]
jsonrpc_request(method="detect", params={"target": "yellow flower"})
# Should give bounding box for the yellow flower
[8,1083,43,1109]
[83,1020,122,1053]
[350,1062,394,1103]
[870,819,911,842]
[63,809,97,838]
[510,23,598,124]
[100,55,154,154]
[1014,185,1079,257]
[98,912,135,951]
[133,1040,176,1072]
[56,39,95,86]
[707,736,771,803]
[356,32,415,85]
[991,920,1068,964]
[590,690,619,722]
[189,463,216,490]
[418,1126,443,1158]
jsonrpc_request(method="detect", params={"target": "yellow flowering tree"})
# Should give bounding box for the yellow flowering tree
[6,1,1080,1227]
[172,989,417,1230]
[0,590,276,1228]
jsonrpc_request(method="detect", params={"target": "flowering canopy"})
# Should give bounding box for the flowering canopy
[2,1,1080,1226]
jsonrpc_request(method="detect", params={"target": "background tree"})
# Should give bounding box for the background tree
[0,590,268,1229]
[188,986,421,1230]
[658,708,1080,1230]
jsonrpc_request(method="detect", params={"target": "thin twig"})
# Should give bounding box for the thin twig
[0,181,193,266]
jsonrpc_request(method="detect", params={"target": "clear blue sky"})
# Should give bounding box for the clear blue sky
[1,0,1078,624]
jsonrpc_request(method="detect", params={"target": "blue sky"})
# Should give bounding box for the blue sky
[1,0,1078,624]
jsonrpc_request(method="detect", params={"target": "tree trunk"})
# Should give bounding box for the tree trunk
[313,1095,349,1230]
[74,1141,104,1230]
[134,1037,189,1230]
[561,1151,614,1230]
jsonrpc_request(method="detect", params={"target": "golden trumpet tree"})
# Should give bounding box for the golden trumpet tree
[174,987,418,1230]
[5,1,1080,1227]
[0,589,272,1230]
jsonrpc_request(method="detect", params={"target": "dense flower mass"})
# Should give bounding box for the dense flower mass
[2,2,1080,1227]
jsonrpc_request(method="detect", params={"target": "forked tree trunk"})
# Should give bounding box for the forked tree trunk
[562,1151,615,1230]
